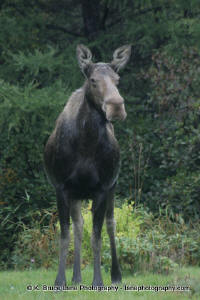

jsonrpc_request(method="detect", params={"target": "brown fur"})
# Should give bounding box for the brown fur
[44,44,131,287]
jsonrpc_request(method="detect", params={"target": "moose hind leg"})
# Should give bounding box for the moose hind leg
[91,193,107,286]
[106,189,122,283]
[55,188,71,287]
[71,200,83,283]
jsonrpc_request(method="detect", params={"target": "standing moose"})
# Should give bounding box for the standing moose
[44,44,131,287]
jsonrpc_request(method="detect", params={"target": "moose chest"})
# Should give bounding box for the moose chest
[52,113,120,198]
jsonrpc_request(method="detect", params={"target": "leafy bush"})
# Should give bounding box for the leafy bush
[10,207,59,270]
[0,79,71,266]
[116,47,200,219]
[9,202,200,275]
[141,48,200,219]
[81,199,143,269]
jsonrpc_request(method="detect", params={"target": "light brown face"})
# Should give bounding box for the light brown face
[76,44,131,121]
[88,64,127,122]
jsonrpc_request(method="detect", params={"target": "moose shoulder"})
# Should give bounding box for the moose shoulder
[44,44,131,287]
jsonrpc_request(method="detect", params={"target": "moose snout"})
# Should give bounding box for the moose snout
[104,97,127,121]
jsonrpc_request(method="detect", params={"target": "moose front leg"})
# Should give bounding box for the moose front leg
[106,187,122,284]
[71,200,84,284]
[91,192,107,286]
[55,188,71,287]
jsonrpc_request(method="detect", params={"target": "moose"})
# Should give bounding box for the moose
[44,44,131,287]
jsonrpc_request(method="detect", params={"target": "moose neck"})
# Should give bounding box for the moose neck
[84,81,108,124]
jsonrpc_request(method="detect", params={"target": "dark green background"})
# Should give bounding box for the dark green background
[1,0,200,266]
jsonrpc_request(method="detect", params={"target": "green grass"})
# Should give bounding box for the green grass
[0,266,200,300]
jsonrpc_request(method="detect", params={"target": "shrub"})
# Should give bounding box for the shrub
[10,207,59,270]
[124,47,200,219]
[9,202,200,275]
[0,79,71,267]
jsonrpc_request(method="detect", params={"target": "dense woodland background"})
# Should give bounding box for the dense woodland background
[1,0,200,268]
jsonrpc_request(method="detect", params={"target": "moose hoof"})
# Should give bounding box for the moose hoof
[111,269,122,284]
[54,274,66,290]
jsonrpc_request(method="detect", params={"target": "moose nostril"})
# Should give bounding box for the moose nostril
[114,104,123,112]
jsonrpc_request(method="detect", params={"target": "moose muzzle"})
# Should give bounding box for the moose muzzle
[104,96,127,122]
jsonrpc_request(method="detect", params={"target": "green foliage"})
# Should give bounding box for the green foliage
[9,203,200,275]
[1,0,200,266]
[0,79,71,266]
[139,48,200,218]
[80,200,143,269]
[10,208,58,270]
[115,47,200,219]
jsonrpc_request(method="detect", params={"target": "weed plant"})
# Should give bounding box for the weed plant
[9,201,200,274]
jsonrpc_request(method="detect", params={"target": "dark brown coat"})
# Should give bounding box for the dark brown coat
[44,44,131,287]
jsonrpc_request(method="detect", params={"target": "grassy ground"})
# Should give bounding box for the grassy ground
[0,266,200,300]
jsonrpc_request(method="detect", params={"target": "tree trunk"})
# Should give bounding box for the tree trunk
[81,0,100,40]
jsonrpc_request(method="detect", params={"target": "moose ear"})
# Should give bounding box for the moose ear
[111,45,131,72]
[76,44,93,77]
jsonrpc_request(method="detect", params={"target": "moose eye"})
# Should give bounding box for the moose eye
[90,78,97,87]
